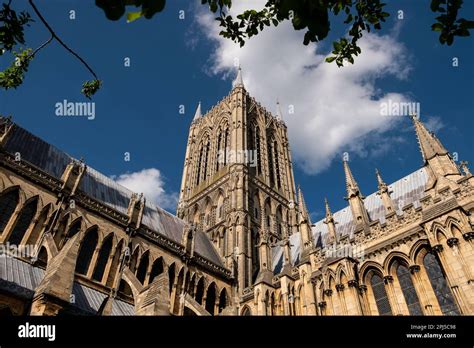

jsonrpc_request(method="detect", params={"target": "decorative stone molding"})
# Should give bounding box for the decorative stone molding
[446,237,459,248]
[358,284,367,293]
[348,279,358,287]
[335,284,345,292]
[317,301,327,308]
[409,265,421,274]
[383,275,393,284]
[432,244,444,253]
[323,289,333,296]
[463,231,474,241]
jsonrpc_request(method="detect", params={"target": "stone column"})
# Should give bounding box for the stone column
[409,264,434,315]
[383,275,401,315]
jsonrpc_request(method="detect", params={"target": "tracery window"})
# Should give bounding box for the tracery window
[393,260,423,315]
[370,273,392,315]
[423,252,460,315]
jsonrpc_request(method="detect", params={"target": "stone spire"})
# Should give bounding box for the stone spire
[343,160,370,228]
[323,198,337,244]
[411,114,448,162]
[297,185,311,225]
[193,102,202,121]
[275,99,283,121]
[297,185,313,262]
[375,168,395,214]
[343,159,363,199]
[232,65,244,89]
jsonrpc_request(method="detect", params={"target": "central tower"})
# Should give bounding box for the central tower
[177,68,298,295]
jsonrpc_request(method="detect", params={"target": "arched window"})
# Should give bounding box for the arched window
[216,131,222,172]
[168,263,176,295]
[195,145,204,185]
[66,219,81,239]
[0,189,19,235]
[195,277,204,304]
[252,229,260,284]
[136,251,150,284]
[202,140,210,180]
[255,127,262,175]
[205,283,217,315]
[149,257,164,283]
[75,228,98,275]
[241,305,251,316]
[92,234,113,282]
[393,260,423,315]
[274,140,281,189]
[267,139,275,187]
[8,197,38,246]
[370,273,392,315]
[423,252,460,315]
[218,289,228,313]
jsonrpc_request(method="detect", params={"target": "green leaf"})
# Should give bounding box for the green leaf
[127,11,143,23]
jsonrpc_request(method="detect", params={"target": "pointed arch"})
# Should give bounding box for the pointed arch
[423,251,460,315]
[149,256,164,284]
[0,187,19,236]
[26,203,52,245]
[8,196,38,245]
[168,262,176,295]
[92,233,113,282]
[195,276,205,304]
[75,226,99,276]
[205,282,217,315]
[365,269,392,316]
[218,288,229,313]
[136,250,150,284]
[390,258,423,315]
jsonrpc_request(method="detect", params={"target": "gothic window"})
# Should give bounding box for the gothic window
[149,257,164,283]
[0,189,19,235]
[66,219,81,239]
[255,127,262,175]
[216,132,222,172]
[205,283,217,315]
[252,229,260,284]
[136,251,150,284]
[423,252,460,315]
[394,260,423,315]
[274,141,281,189]
[168,263,176,295]
[370,273,392,315]
[92,234,113,282]
[75,227,99,275]
[267,139,275,187]
[202,140,210,181]
[195,277,204,304]
[223,128,229,166]
[196,145,204,185]
[8,197,38,246]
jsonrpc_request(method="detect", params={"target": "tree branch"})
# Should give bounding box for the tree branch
[28,0,99,80]
[29,34,53,58]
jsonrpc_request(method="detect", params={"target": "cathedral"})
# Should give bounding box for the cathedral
[0,69,472,316]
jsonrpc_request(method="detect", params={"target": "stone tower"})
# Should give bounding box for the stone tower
[177,68,298,294]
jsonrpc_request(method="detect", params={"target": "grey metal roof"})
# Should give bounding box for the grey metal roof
[0,255,134,315]
[3,125,73,179]
[2,122,225,269]
[111,299,135,316]
[272,168,429,273]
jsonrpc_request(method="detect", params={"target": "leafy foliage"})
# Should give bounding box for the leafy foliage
[95,0,472,68]
[0,2,32,55]
[81,79,102,99]
[0,48,33,89]
[96,0,166,22]
[430,0,474,45]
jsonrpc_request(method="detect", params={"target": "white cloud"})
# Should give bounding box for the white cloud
[195,1,413,174]
[424,116,445,133]
[114,168,178,211]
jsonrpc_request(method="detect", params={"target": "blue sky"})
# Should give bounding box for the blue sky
[1,0,473,221]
